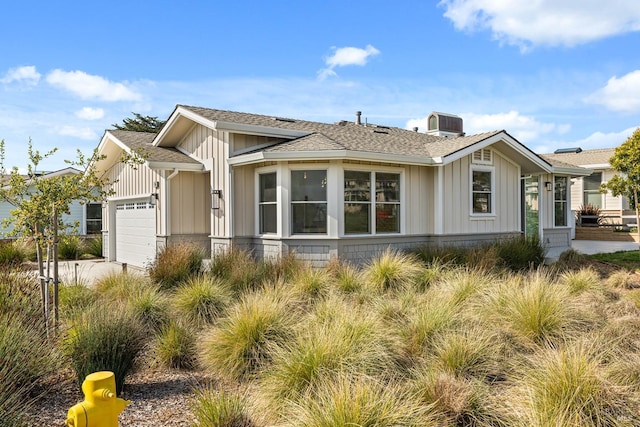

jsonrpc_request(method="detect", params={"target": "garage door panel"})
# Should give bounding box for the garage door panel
[115,201,156,268]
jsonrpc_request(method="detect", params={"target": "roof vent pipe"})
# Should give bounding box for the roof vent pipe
[413,127,419,132]
[356,111,362,125]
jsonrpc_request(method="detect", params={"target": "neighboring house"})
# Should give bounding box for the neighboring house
[544,148,631,222]
[93,106,590,268]
[0,167,103,238]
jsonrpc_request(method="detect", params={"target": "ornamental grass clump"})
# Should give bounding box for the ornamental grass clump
[63,304,146,395]
[486,270,576,347]
[410,368,504,427]
[127,283,171,332]
[560,267,602,295]
[173,275,231,328]
[401,296,458,358]
[0,314,61,427]
[199,289,295,382]
[262,301,395,406]
[494,234,545,271]
[148,242,204,290]
[362,248,424,292]
[291,267,330,301]
[437,267,495,307]
[192,386,256,427]
[286,373,432,427]
[606,270,638,290]
[0,240,26,267]
[153,320,197,370]
[94,271,151,300]
[506,342,639,426]
[209,248,261,295]
[58,282,97,320]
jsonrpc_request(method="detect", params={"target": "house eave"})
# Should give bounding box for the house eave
[227,150,439,166]
[552,166,593,176]
[147,161,204,171]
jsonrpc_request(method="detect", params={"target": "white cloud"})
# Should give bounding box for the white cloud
[439,0,640,49]
[318,45,380,80]
[57,126,99,140]
[46,69,141,102]
[584,70,640,113]
[1,65,41,85]
[406,110,568,143]
[75,107,105,120]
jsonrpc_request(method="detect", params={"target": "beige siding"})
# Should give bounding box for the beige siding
[404,165,432,234]
[442,151,520,234]
[169,172,211,235]
[232,165,256,236]
[177,124,229,238]
[570,176,583,209]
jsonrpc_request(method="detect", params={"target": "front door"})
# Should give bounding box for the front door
[523,176,540,238]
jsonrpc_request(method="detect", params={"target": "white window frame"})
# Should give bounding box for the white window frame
[341,165,404,236]
[554,176,568,227]
[470,165,495,217]
[289,167,329,236]
[255,166,279,236]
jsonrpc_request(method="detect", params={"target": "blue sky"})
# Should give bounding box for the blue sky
[1,0,640,171]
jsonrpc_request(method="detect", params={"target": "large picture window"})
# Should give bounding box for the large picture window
[344,170,400,234]
[259,172,277,234]
[291,170,327,234]
[554,176,568,227]
[472,169,493,214]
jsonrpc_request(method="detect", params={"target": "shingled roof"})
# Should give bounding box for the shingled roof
[109,130,201,166]
[178,105,504,160]
[543,148,615,167]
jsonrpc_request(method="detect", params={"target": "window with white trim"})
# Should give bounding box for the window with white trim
[259,172,277,234]
[554,176,568,227]
[291,170,327,234]
[344,170,400,234]
[471,167,493,214]
[583,172,602,208]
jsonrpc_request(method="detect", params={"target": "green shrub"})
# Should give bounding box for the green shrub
[84,236,103,257]
[58,235,83,260]
[153,320,197,370]
[148,242,204,290]
[173,275,231,328]
[62,304,146,395]
[0,240,26,267]
[192,386,255,427]
[200,290,294,381]
[494,235,545,271]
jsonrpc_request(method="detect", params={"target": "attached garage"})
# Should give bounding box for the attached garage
[115,200,157,268]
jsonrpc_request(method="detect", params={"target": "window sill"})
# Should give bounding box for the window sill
[469,214,496,220]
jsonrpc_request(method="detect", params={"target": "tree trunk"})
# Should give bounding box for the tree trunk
[53,206,59,331]
[34,223,47,331]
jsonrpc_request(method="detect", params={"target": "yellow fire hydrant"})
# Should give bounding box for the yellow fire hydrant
[65,371,130,427]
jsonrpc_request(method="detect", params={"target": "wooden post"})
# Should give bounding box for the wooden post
[53,205,59,330]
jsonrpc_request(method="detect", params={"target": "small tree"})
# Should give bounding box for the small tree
[601,128,640,246]
[0,139,134,333]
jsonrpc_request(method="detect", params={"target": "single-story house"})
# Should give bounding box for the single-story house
[0,167,102,238]
[93,106,590,268]
[544,147,632,224]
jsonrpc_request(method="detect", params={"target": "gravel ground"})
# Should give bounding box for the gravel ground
[26,368,215,426]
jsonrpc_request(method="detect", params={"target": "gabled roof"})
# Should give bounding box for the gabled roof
[543,147,615,168]
[94,130,203,174]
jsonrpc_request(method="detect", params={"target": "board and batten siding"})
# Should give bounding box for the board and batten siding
[104,162,161,234]
[177,124,229,238]
[169,172,211,235]
[404,165,433,235]
[232,165,256,237]
[442,151,520,235]
[570,170,627,212]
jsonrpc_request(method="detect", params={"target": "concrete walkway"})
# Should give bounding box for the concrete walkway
[48,259,144,286]
[570,240,639,255]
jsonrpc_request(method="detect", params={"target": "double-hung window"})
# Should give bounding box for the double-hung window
[554,176,568,227]
[471,168,493,214]
[344,170,400,234]
[259,172,277,234]
[291,170,327,234]
[583,172,602,208]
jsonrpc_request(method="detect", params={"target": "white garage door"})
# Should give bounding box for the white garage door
[115,201,156,268]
